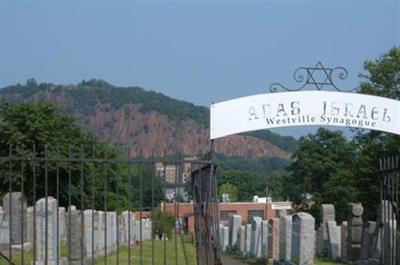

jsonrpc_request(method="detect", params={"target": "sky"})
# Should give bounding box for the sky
[1,1,399,138]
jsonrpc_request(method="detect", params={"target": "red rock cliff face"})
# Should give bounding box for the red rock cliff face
[0,88,290,159]
[78,103,290,159]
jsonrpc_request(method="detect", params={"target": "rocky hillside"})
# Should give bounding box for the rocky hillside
[0,79,296,159]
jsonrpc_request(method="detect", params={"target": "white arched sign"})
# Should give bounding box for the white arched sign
[210,91,400,140]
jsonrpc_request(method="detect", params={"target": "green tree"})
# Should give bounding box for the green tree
[285,128,357,223]
[0,101,163,210]
[218,183,239,202]
[352,47,400,220]
[152,208,175,239]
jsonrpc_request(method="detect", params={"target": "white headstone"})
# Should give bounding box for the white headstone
[326,220,341,259]
[228,214,241,249]
[36,197,59,265]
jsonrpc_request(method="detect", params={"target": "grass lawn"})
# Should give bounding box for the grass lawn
[315,258,347,265]
[0,236,197,265]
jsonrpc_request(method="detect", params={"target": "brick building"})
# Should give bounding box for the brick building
[163,201,292,233]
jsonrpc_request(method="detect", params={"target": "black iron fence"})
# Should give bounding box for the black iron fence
[379,155,399,265]
[191,151,221,265]
[0,144,218,265]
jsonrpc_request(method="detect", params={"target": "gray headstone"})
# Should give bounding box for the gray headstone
[279,214,292,261]
[67,207,86,264]
[219,223,224,251]
[3,192,27,244]
[261,220,269,260]
[106,212,117,251]
[36,197,59,265]
[359,221,376,260]
[221,226,229,252]
[0,206,10,244]
[141,219,152,241]
[119,211,135,245]
[347,203,363,261]
[340,221,348,261]
[58,207,66,243]
[268,218,280,261]
[95,211,104,252]
[326,220,341,259]
[239,225,246,255]
[228,214,241,249]
[245,224,251,256]
[291,212,315,265]
[83,210,95,259]
[373,200,397,264]
[26,206,34,245]
[321,204,335,256]
[250,216,262,258]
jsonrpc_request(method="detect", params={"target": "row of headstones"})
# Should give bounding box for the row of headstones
[317,201,397,265]
[219,211,316,265]
[0,193,152,263]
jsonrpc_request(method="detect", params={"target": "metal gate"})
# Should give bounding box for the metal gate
[191,151,221,265]
[378,155,399,265]
[0,144,216,265]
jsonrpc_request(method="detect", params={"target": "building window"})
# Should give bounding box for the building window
[247,210,264,223]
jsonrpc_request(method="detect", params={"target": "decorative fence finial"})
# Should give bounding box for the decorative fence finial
[269,62,358,93]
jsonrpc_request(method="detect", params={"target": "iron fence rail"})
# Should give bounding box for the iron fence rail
[0,144,217,265]
[379,155,399,265]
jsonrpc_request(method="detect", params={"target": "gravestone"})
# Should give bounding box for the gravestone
[58,207,66,243]
[347,203,363,261]
[0,206,9,245]
[133,220,141,242]
[26,207,34,245]
[96,211,105,253]
[326,220,341,259]
[67,207,86,265]
[106,212,117,250]
[119,211,135,245]
[219,223,224,251]
[245,224,251,256]
[315,228,323,256]
[321,204,335,256]
[222,226,229,252]
[268,218,280,261]
[279,214,292,262]
[250,216,262,258]
[375,200,396,264]
[83,210,95,259]
[36,197,59,265]
[340,221,347,261]
[239,225,246,255]
[261,220,268,259]
[228,214,241,249]
[291,212,315,265]
[359,221,376,260]
[3,192,27,244]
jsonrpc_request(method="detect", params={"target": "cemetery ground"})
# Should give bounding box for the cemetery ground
[224,254,347,265]
[0,235,198,265]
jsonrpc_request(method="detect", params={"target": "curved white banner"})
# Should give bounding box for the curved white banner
[210,91,400,139]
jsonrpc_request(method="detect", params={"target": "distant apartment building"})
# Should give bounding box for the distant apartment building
[155,156,196,184]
